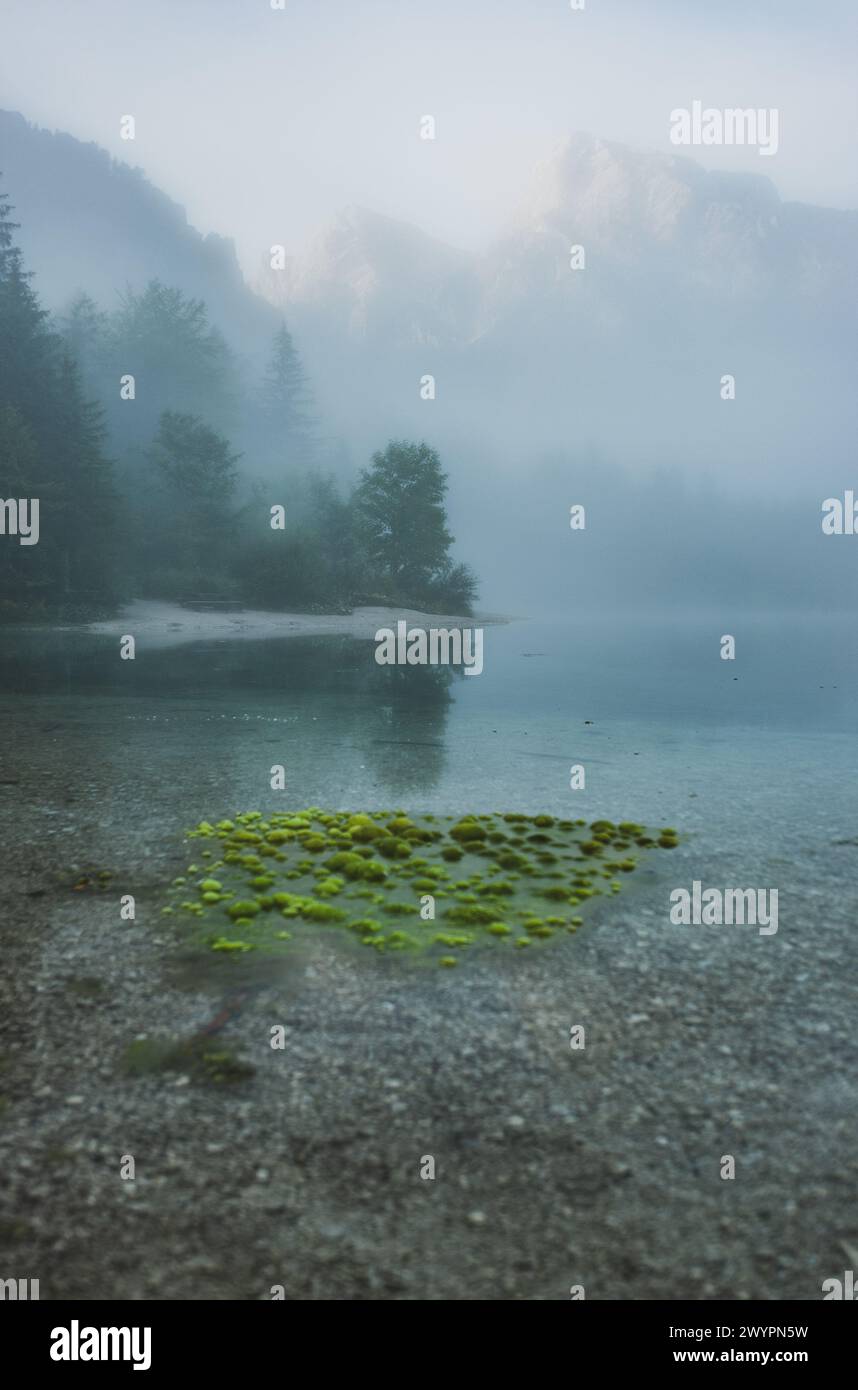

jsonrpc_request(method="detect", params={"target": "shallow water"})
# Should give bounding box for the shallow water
[2,612,855,858]
[2,610,857,1301]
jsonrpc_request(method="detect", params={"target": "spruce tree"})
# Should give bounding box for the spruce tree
[0,179,55,429]
[259,323,317,470]
[144,410,240,596]
[51,351,117,600]
[0,176,118,615]
[110,280,239,447]
[61,292,110,397]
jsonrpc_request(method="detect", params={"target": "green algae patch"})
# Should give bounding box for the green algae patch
[160,809,681,965]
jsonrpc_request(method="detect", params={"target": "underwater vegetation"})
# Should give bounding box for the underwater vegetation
[121,1036,255,1085]
[158,810,681,967]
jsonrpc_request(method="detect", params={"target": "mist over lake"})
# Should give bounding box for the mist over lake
[1,0,856,1326]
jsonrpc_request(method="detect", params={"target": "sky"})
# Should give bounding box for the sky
[2,0,857,275]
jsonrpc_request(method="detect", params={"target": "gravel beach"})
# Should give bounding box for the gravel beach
[2,678,856,1301]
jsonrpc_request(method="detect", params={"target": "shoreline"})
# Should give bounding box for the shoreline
[84,600,512,650]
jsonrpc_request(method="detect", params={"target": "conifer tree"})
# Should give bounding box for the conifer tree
[259,323,317,469]
[0,177,118,614]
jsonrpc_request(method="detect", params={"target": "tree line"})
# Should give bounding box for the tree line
[0,178,478,621]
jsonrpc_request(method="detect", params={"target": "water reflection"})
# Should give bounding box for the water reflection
[363,665,454,793]
[0,631,459,797]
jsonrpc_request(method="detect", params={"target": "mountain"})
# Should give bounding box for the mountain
[0,109,277,355]
[258,133,858,344]
[501,132,856,298]
[255,134,857,479]
[2,111,855,488]
[261,204,476,348]
[1,111,854,608]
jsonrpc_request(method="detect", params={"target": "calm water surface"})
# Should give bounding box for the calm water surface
[1,613,855,864]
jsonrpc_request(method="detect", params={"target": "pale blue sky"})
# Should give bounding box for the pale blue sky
[2,0,856,271]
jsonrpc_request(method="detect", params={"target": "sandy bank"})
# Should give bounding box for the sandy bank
[88,599,511,649]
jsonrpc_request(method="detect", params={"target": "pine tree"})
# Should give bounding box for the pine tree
[110,280,239,448]
[0,179,56,429]
[51,351,117,600]
[60,292,110,396]
[144,410,240,595]
[259,323,317,470]
[0,176,119,615]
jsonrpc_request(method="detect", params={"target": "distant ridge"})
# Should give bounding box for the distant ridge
[0,109,277,353]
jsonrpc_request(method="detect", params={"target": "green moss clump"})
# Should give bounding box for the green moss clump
[358,859,386,880]
[450,819,487,843]
[315,876,344,897]
[226,900,260,919]
[163,807,682,968]
[298,899,348,922]
[497,850,528,870]
[447,903,506,926]
[325,851,368,878]
[387,816,416,835]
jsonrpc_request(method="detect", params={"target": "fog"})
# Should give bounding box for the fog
[4,0,858,1315]
[3,0,857,261]
[2,0,856,615]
